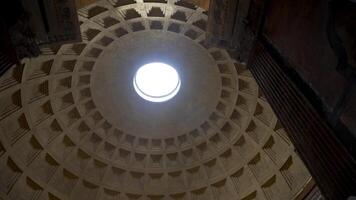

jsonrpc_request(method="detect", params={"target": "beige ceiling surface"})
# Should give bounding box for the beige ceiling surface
[0,0,311,200]
[76,0,210,10]
[91,31,221,138]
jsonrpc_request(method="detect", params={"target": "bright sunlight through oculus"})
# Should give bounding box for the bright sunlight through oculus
[133,62,181,102]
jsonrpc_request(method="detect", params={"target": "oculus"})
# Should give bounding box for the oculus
[133,62,181,102]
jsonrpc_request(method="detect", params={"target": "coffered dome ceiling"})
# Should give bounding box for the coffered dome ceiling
[0,1,311,200]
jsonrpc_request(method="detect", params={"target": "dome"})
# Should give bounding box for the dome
[0,1,311,200]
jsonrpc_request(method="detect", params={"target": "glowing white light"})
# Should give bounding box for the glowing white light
[133,62,180,102]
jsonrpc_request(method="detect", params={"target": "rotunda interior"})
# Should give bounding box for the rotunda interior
[0,1,312,200]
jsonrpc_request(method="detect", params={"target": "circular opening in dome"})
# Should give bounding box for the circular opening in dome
[133,62,181,102]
